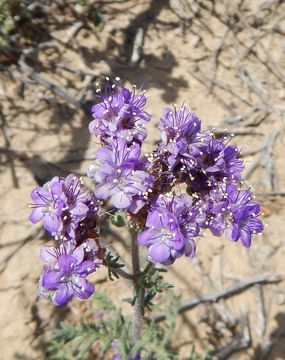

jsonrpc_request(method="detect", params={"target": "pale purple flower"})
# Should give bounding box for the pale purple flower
[138,208,185,263]
[89,85,150,144]
[159,106,201,145]
[152,193,200,261]
[202,185,264,247]
[225,185,264,247]
[197,138,244,183]
[90,139,154,211]
[39,242,101,306]
[29,174,98,239]
[157,106,205,182]
[29,176,65,234]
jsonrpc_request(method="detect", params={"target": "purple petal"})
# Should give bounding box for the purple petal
[230,223,240,242]
[148,243,170,263]
[41,270,62,290]
[53,284,73,306]
[50,179,64,198]
[91,103,105,118]
[96,147,113,163]
[111,191,132,209]
[29,207,43,224]
[128,197,146,214]
[58,255,77,273]
[137,229,157,246]
[76,261,95,275]
[127,142,141,160]
[94,164,116,183]
[31,187,50,203]
[73,278,95,300]
[240,230,252,248]
[184,239,196,258]
[72,244,85,264]
[43,213,61,233]
[71,202,89,217]
[40,246,57,263]
[94,183,115,200]
[169,230,185,250]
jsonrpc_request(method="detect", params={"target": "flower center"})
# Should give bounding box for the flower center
[159,228,174,242]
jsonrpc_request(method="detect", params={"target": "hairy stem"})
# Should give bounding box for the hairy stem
[131,231,143,343]
[115,267,134,280]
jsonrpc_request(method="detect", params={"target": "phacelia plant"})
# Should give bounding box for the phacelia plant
[29,79,264,359]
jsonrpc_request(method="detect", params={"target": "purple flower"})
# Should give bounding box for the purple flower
[225,185,264,247]
[89,85,150,144]
[227,203,263,247]
[138,208,185,264]
[89,139,154,212]
[152,193,200,261]
[39,242,101,306]
[29,176,65,234]
[202,185,264,247]
[159,106,201,145]
[155,193,200,239]
[197,137,244,183]
[157,106,204,181]
[29,174,99,239]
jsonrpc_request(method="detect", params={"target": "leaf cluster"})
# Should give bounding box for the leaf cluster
[104,251,126,281]
[47,289,185,360]
[125,265,173,315]
[47,292,130,360]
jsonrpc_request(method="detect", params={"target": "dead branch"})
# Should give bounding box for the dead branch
[255,285,267,339]
[0,109,19,188]
[256,191,285,197]
[151,274,282,322]
[244,130,280,190]
[18,60,87,111]
[129,28,144,68]
[211,127,263,136]
[214,315,251,360]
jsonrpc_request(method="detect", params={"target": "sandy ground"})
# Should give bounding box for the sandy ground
[0,0,285,359]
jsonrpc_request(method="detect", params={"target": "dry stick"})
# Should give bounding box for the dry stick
[211,127,263,136]
[231,36,269,102]
[237,8,285,84]
[0,146,86,176]
[255,285,267,338]
[244,130,280,189]
[256,191,285,197]
[0,109,19,188]
[188,70,238,117]
[215,314,251,360]
[197,0,284,85]
[18,60,87,111]
[131,231,143,343]
[129,28,144,68]
[151,274,282,323]
[195,258,237,328]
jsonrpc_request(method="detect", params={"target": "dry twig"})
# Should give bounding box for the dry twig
[151,274,282,322]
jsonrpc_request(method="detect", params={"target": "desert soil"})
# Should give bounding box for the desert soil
[0,0,285,359]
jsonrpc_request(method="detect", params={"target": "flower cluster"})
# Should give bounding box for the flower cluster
[138,193,199,264]
[89,84,150,144]
[88,138,154,213]
[29,174,102,305]
[29,81,264,306]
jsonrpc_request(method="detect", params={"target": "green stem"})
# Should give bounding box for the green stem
[142,261,154,275]
[131,231,143,343]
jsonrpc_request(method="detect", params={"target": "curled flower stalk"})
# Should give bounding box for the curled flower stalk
[29,80,264,355]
